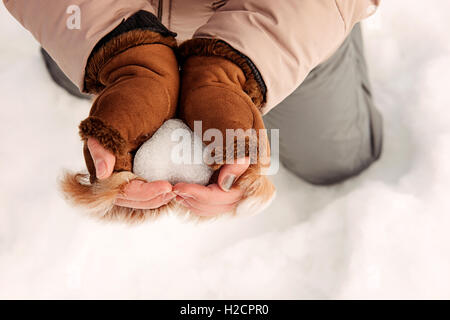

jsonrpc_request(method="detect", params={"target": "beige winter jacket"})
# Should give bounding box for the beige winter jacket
[3,0,379,113]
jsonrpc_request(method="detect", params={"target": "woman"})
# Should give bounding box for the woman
[3,0,382,217]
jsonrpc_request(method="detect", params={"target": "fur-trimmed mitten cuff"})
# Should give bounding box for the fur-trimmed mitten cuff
[178,39,275,215]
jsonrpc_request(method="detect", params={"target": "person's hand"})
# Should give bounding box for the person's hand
[174,41,276,217]
[173,158,250,216]
[76,34,179,212]
[79,32,179,182]
[87,138,175,209]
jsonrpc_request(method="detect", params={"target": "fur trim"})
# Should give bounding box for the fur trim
[178,38,266,108]
[79,116,127,157]
[60,171,172,224]
[84,29,177,94]
[235,163,276,207]
[60,163,275,224]
[206,122,271,173]
[206,129,268,170]
[60,170,246,224]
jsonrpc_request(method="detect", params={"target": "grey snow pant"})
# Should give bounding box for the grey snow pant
[41,24,382,185]
[264,24,383,185]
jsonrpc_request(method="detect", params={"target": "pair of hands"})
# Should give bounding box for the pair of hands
[87,138,249,216]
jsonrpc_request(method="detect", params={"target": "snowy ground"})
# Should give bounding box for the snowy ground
[1,1,450,299]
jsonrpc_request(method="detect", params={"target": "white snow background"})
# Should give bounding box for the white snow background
[1,1,450,299]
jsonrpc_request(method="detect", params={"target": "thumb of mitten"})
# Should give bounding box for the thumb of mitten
[84,138,116,182]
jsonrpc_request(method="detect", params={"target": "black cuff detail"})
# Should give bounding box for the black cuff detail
[91,10,176,57]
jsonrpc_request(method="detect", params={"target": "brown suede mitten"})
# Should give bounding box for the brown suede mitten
[178,39,275,214]
[79,30,179,182]
[179,39,268,165]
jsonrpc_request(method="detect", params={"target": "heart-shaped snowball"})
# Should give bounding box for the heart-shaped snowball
[133,119,213,185]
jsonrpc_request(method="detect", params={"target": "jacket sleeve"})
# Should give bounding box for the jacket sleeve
[193,0,380,114]
[2,0,156,90]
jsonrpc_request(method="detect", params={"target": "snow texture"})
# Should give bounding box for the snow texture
[133,119,213,185]
[1,1,450,299]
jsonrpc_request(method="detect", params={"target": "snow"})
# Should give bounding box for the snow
[133,119,213,185]
[1,1,450,299]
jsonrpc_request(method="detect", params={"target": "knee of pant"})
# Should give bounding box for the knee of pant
[282,143,381,186]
